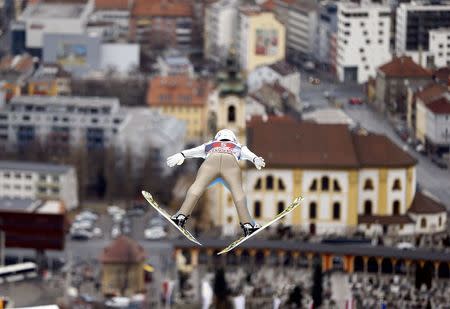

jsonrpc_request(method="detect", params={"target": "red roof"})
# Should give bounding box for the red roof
[426,96,450,114]
[132,0,192,17]
[415,82,447,104]
[99,236,146,264]
[95,0,130,10]
[378,56,431,78]
[246,116,416,168]
[408,191,447,214]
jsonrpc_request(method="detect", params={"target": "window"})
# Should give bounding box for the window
[393,200,400,215]
[25,185,32,190]
[392,179,401,190]
[266,175,274,190]
[254,178,262,190]
[365,65,370,70]
[378,40,383,44]
[364,200,372,215]
[439,216,442,227]
[333,180,341,192]
[4,172,10,178]
[366,40,371,44]
[359,48,364,53]
[363,179,374,190]
[228,105,236,123]
[52,175,59,182]
[310,179,317,191]
[52,188,59,194]
[360,22,365,27]
[363,31,368,35]
[277,202,285,214]
[333,202,341,220]
[309,202,317,219]
[39,174,46,181]
[420,217,427,228]
[278,179,285,191]
[321,176,329,191]
[14,173,21,179]
[254,201,261,218]
[25,174,32,179]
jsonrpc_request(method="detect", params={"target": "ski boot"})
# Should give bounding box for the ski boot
[171,214,189,229]
[240,222,261,237]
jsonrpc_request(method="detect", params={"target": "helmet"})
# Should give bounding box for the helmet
[214,129,237,142]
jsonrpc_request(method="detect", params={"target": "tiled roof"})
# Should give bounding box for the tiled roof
[268,60,298,76]
[246,117,416,168]
[415,82,447,104]
[408,191,447,214]
[378,56,431,78]
[99,235,146,263]
[432,66,450,84]
[352,132,417,168]
[247,117,360,168]
[358,214,414,225]
[426,96,450,114]
[0,54,34,73]
[132,0,192,17]
[249,82,296,113]
[95,0,130,10]
[147,74,211,107]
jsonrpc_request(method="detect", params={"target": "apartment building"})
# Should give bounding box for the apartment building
[396,2,450,66]
[336,2,391,83]
[429,28,450,68]
[0,161,78,210]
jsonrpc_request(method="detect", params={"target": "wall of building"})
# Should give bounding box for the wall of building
[239,12,286,72]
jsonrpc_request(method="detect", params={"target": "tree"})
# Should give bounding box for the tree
[213,268,231,309]
[311,261,323,307]
[104,145,117,203]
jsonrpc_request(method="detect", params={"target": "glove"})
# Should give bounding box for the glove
[167,153,185,167]
[253,157,265,170]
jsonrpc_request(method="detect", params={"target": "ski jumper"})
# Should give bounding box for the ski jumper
[174,140,258,224]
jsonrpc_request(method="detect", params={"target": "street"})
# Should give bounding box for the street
[300,69,450,208]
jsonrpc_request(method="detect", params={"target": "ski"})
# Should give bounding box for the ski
[217,196,303,255]
[141,190,202,246]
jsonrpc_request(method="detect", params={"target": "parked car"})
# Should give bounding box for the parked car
[77,210,98,221]
[111,225,121,239]
[107,205,125,216]
[72,220,94,230]
[415,143,425,154]
[396,242,415,250]
[92,227,102,238]
[431,155,448,169]
[145,226,167,240]
[71,229,93,240]
[348,97,363,105]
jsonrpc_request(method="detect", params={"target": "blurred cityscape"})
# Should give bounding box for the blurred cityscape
[0,0,449,308]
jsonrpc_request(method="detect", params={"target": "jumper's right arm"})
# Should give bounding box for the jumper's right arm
[166,143,207,167]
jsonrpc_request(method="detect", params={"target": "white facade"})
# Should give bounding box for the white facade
[247,64,301,102]
[0,96,186,176]
[417,95,450,146]
[396,3,450,65]
[0,161,78,210]
[204,0,239,62]
[336,3,391,83]
[18,0,94,49]
[287,5,318,56]
[90,9,129,35]
[409,213,447,234]
[429,28,450,68]
[101,43,140,74]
